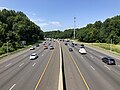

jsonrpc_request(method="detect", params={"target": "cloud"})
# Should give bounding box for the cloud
[32,13,36,16]
[0,7,9,10]
[38,23,49,27]
[49,21,61,26]
[31,18,62,27]
[26,12,62,31]
[31,18,45,23]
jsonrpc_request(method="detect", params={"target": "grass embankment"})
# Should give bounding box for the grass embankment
[0,40,44,59]
[0,45,31,59]
[72,39,120,55]
[91,43,120,54]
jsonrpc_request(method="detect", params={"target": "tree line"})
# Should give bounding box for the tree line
[0,9,44,54]
[45,15,120,44]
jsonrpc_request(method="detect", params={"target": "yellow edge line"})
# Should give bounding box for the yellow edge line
[34,42,56,90]
[67,47,90,90]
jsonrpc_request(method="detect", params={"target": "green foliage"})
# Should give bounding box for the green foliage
[45,15,120,44]
[93,43,120,53]
[44,29,73,39]
[0,9,44,55]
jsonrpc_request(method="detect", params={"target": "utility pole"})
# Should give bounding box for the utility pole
[74,17,76,39]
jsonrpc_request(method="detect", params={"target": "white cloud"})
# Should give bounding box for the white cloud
[49,21,61,26]
[31,18,45,23]
[26,12,62,31]
[32,13,36,16]
[31,18,62,28]
[38,23,49,27]
[0,7,9,10]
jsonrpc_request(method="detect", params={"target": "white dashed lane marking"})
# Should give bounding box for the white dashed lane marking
[32,63,36,67]
[19,63,24,67]
[90,65,95,70]
[104,65,111,70]
[9,84,16,90]
[118,65,120,67]
[5,63,12,67]
[90,55,94,59]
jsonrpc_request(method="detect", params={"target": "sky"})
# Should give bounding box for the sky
[0,0,120,32]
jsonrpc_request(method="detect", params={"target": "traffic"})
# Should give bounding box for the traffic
[0,39,120,90]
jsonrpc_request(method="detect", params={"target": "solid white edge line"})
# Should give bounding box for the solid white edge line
[90,55,94,59]
[90,65,95,70]
[58,41,63,90]
[104,65,111,70]
[9,84,16,90]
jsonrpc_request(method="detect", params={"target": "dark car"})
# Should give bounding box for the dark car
[36,44,39,47]
[102,57,116,65]
[74,43,77,46]
[48,42,51,45]
[80,44,84,48]
[69,48,73,52]
[65,43,68,45]
[71,44,74,47]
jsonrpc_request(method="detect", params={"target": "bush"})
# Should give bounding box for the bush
[0,48,5,55]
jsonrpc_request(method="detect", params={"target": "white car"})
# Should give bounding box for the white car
[49,46,54,50]
[30,53,38,60]
[30,47,35,50]
[79,48,87,54]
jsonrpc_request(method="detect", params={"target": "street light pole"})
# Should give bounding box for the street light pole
[7,41,8,55]
[74,17,76,39]
[110,38,112,52]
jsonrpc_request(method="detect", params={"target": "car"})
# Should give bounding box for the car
[30,53,38,60]
[102,57,116,65]
[48,42,51,45]
[49,46,54,50]
[44,45,48,49]
[30,46,35,50]
[66,40,69,42]
[80,44,84,48]
[74,43,77,46]
[65,43,67,45]
[36,44,39,47]
[71,44,74,47]
[79,48,87,54]
[69,48,73,52]
[43,43,45,45]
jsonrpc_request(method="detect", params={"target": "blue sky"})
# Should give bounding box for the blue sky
[0,0,120,32]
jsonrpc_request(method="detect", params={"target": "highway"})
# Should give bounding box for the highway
[0,40,120,90]
[62,41,120,90]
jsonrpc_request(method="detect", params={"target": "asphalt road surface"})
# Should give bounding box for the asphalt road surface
[0,40,120,90]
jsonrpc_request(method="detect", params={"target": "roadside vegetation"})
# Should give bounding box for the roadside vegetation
[45,15,120,44]
[92,43,120,54]
[44,15,120,54]
[0,9,44,55]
